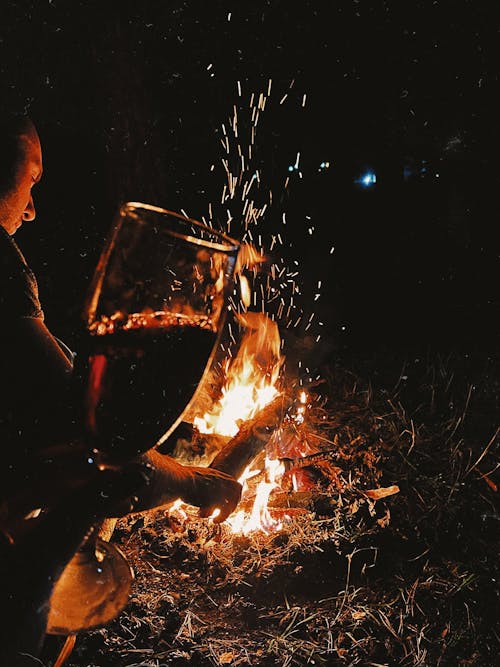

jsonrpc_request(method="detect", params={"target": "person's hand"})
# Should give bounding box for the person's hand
[112,449,242,523]
[184,467,242,523]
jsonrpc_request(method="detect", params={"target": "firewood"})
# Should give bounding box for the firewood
[362,485,400,500]
[209,394,292,478]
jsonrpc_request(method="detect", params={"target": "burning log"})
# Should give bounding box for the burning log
[209,394,292,479]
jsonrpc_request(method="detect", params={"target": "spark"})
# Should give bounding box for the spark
[357,171,376,187]
[204,80,324,396]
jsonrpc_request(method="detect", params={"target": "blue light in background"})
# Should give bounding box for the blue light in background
[357,171,377,187]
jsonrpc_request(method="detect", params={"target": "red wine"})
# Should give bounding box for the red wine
[75,313,217,461]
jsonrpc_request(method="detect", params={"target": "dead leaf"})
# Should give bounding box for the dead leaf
[363,485,400,500]
[219,652,235,664]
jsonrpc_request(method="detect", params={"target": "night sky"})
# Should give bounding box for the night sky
[1,1,499,354]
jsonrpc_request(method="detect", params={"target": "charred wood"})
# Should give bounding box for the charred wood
[209,395,292,478]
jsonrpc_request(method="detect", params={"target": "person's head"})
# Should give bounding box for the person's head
[0,113,43,235]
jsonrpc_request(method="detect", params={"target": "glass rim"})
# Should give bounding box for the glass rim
[124,201,240,254]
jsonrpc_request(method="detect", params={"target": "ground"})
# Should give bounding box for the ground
[47,346,499,667]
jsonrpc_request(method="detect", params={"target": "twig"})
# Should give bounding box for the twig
[464,426,499,477]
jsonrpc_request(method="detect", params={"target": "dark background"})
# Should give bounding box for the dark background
[1,1,499,354]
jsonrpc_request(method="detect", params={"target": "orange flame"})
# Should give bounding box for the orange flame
[227,457,285,534]
[171,314,312,534]
[190,311,289,534]
[193,312,282,438]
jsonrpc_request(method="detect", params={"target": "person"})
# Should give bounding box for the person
[0,112,242,665]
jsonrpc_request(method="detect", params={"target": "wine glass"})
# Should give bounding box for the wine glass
[46,528,133,636]
[46,202,239,637]
[76,201,240,463]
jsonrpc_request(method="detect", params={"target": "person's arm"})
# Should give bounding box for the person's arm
[0,318,79,511]
[5,316,73,387]
[1,317,74,445]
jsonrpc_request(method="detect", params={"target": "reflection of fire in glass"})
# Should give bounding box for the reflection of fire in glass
[48,203,240,638]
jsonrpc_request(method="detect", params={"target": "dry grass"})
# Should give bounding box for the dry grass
[45,348,499,667]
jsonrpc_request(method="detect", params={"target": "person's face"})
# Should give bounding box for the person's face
[0,123,43,235]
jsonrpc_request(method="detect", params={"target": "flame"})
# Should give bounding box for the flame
[294,390,308,425]
[189,311,288,534]
[235,243,265,312]
[173,383,311,535]
[187,307,312,535]
[193,312,282,438]
[227,457,285,535]
[168,498,188,522]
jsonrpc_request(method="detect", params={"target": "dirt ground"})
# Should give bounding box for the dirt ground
[45,348,499,667]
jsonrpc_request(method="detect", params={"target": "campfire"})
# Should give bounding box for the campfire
[153,75,397,535]
[166,307,318,536]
